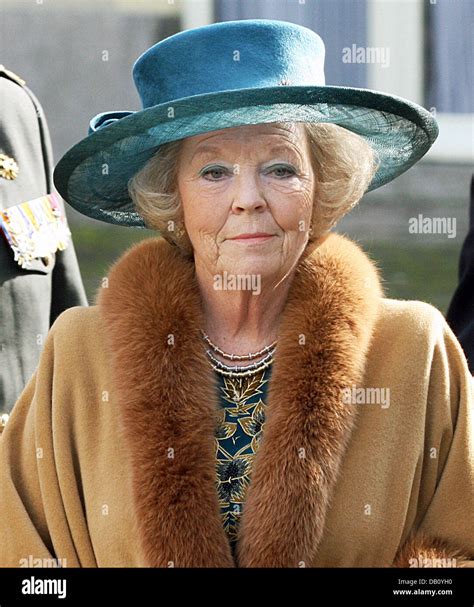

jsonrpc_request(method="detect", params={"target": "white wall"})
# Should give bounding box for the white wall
[367,0,473,163]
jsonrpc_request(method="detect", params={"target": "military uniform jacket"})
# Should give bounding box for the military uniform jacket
[0,66,88,415]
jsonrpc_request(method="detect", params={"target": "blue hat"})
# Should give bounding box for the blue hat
[53,19,438,228]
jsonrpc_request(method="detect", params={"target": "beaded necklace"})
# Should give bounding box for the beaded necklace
[201,330,277,378]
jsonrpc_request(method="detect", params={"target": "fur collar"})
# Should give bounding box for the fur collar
[97,233,384,567]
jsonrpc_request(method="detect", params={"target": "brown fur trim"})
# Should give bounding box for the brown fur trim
[98,233,383,567]
[392,529,472,568]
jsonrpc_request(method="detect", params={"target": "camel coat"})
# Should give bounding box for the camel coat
[1,233,473,568]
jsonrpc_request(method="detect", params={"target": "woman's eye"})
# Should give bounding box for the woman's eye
[270,165,296,178]
[201,166,227,180]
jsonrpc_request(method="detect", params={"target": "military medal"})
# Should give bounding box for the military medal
[0,192,71,269]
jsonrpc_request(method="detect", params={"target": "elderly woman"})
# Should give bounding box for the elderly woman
[1,19,473,569]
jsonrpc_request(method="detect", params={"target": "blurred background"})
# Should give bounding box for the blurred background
[1,0,473,312]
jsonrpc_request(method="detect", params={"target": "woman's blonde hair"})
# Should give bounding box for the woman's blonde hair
[128,122,379,255]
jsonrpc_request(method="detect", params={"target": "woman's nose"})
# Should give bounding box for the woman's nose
[230,171,268,213]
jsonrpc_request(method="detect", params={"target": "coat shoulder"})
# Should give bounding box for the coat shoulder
[50,304,103,338]
[374,297,464,363]
[378,297,446,327]
[48,305,108,362]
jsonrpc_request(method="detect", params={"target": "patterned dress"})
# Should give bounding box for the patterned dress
[213,364,273,556]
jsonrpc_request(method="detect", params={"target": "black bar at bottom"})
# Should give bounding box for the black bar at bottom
[0,566,471,605]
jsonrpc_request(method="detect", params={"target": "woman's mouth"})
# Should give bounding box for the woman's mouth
[229,233,274,243]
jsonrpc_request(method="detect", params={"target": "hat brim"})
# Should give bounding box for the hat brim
[53,85,438,228]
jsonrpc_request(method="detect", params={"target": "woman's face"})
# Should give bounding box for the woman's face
[177,122,315,281]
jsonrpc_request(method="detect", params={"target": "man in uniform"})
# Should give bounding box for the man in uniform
[0,65,88,429]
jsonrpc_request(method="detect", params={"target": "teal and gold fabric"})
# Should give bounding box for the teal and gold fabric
[213,365,273,555]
